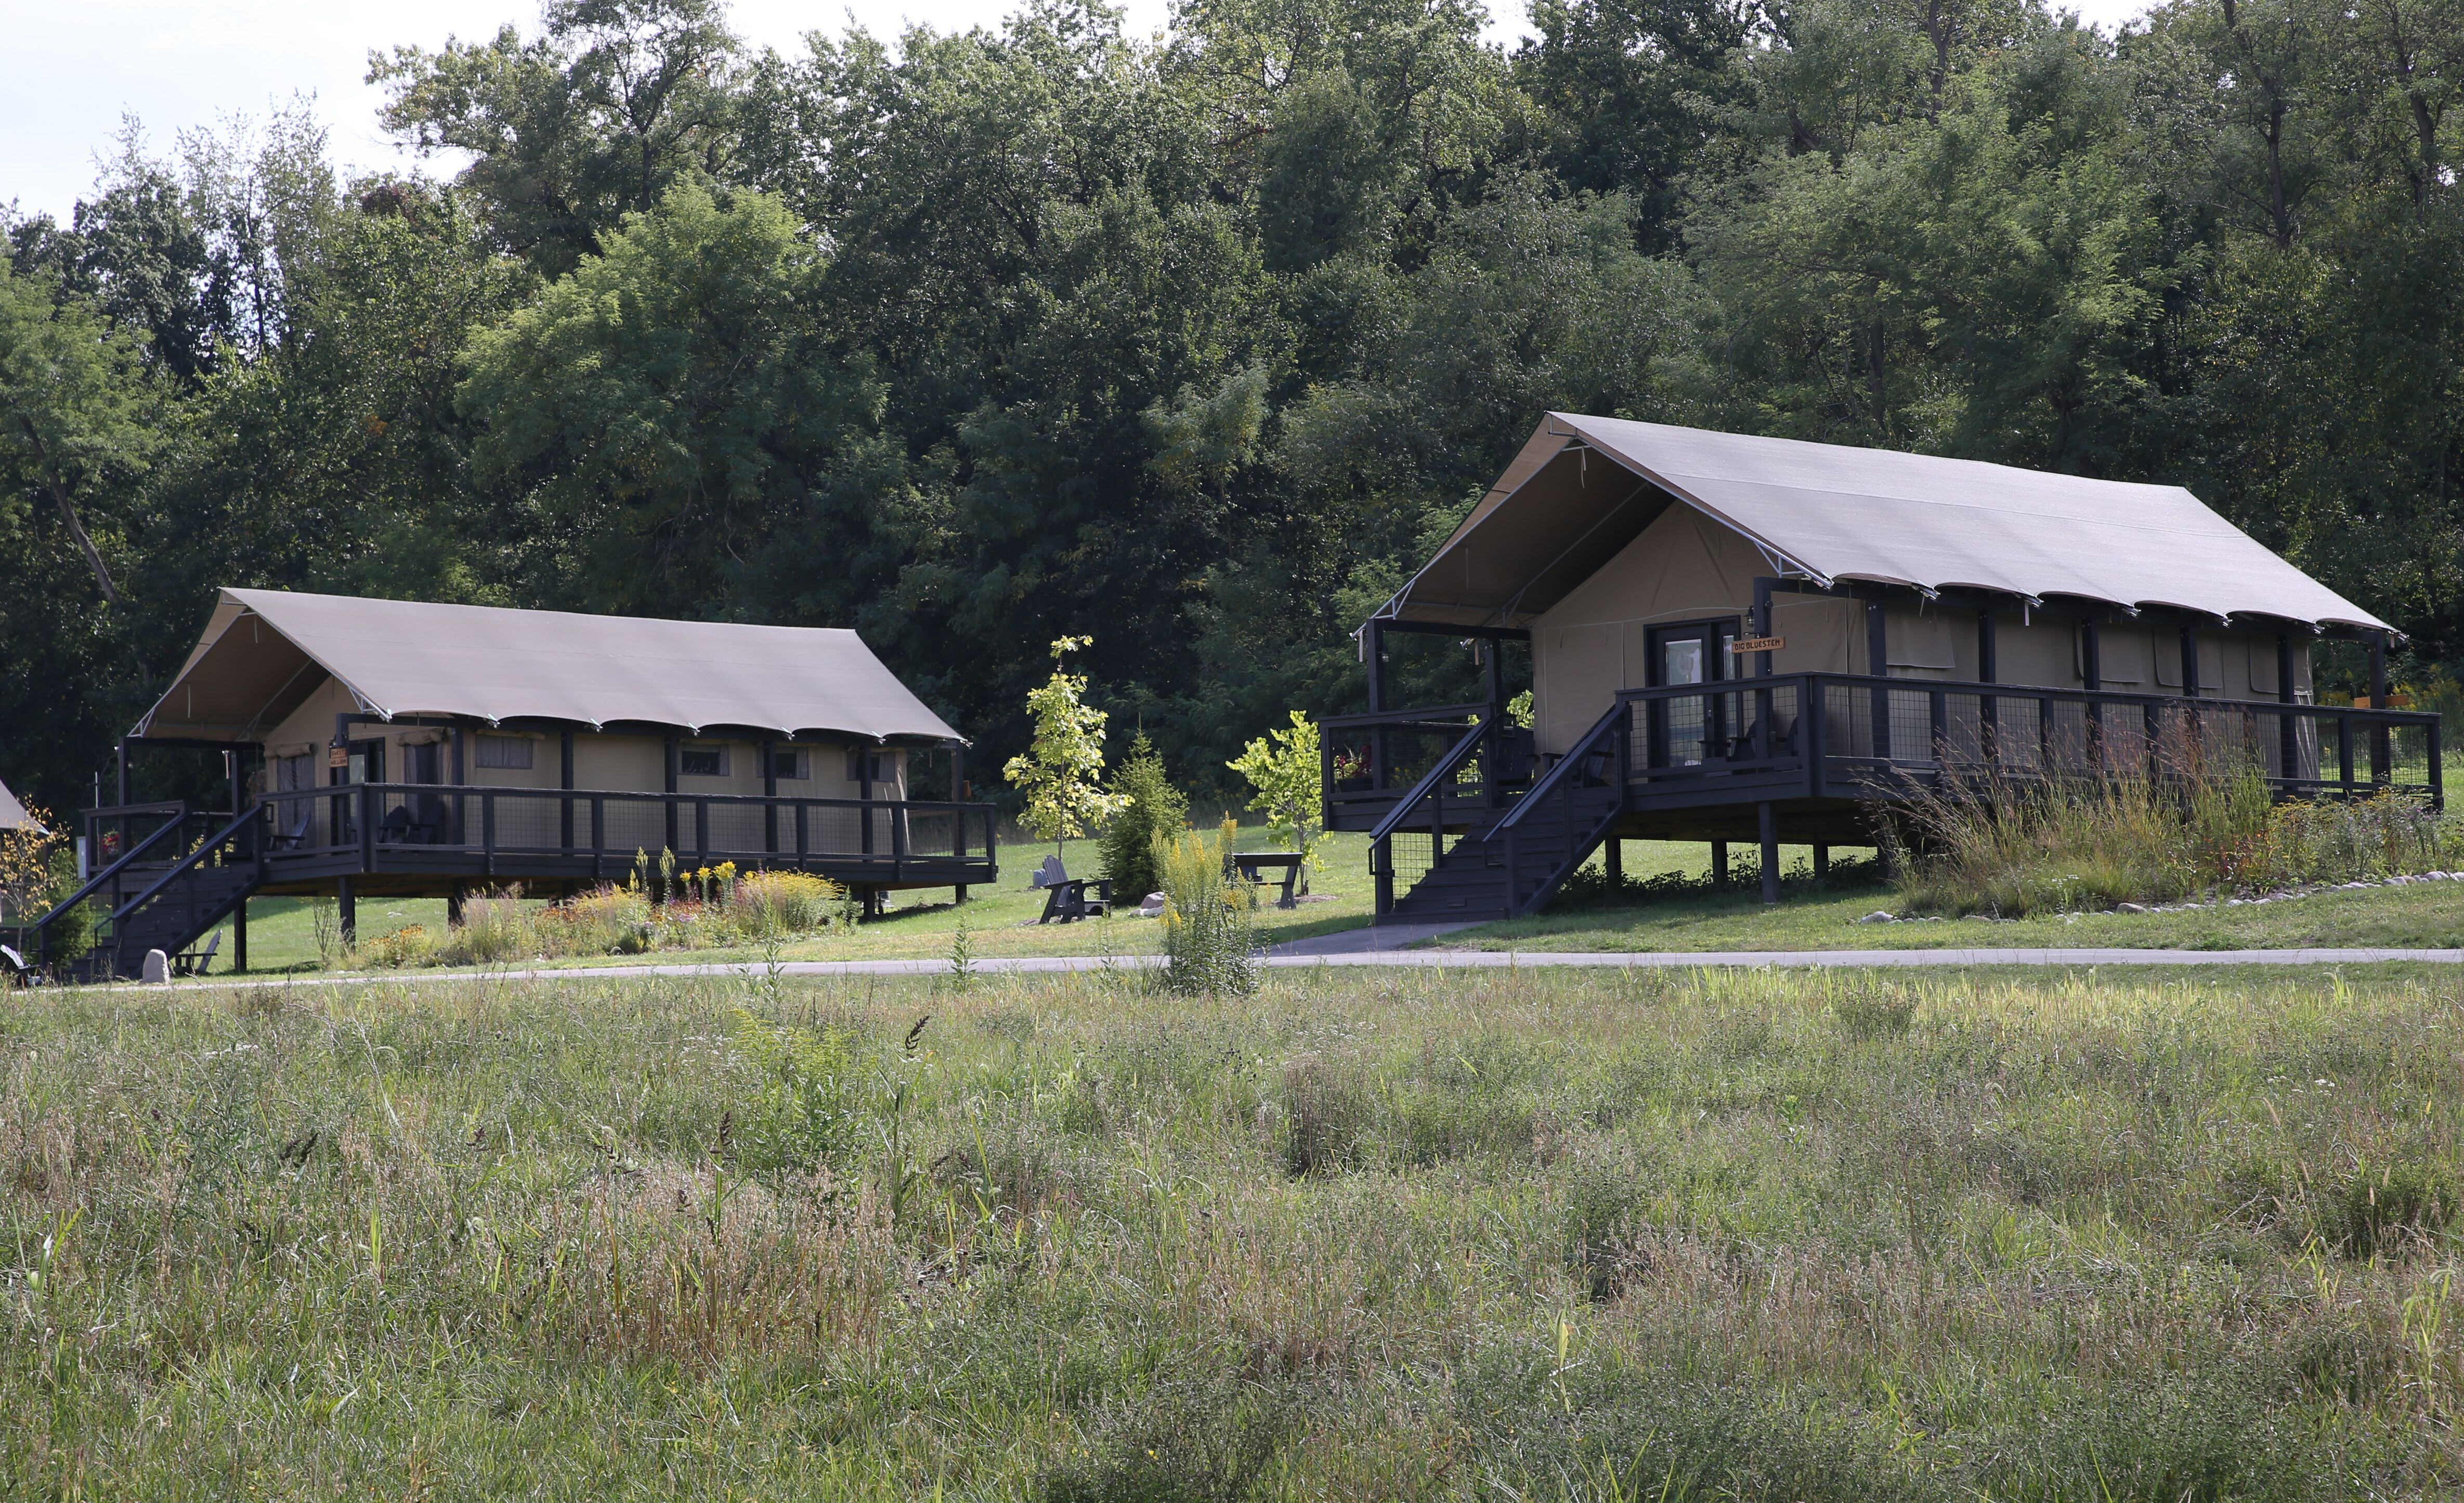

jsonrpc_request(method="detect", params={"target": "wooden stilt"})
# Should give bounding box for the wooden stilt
[1758,803,1780,904]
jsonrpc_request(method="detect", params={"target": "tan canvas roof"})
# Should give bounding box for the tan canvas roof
[1388,415,2390,632]
[0,777,39,833]
[136,589,963,744]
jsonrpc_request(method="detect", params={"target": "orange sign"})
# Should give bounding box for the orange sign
[328,745,349,769]
[1729,637,1785,654]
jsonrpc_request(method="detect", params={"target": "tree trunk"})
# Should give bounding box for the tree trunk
[18,418,117,602]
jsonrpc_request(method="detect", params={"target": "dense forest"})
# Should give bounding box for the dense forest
[4,0,2461,815]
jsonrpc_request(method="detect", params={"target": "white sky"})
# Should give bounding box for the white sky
[1,0,2157,225]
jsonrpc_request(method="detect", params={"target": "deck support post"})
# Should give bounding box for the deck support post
[1366,618,1390,798]
[1978,608,1999,762]
[951,742,970,903]
[1757,802,1780,905]
[2369,632,2391,783]
[1814,844,1830,878]
[1711,840,1728,890]
[2180,625,2200,698]
[560,731,576,855]
[447,880,465,927]
[233,899,247,974]
[2081,618,2104,766]
[663,735,680,867]
[762,740,778,855]
[336,876,356,948]
[1603,834,1621,890]
[1865,602,1891,761]
[2276,633,2298,782]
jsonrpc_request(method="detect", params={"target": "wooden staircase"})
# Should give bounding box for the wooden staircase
[1370,705,1631,925]
[36,806,261,980]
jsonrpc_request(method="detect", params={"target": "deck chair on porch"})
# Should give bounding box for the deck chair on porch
[268,805,314,851]
[1725,714,1797,762]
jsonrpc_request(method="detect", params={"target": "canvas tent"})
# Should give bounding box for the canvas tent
[136,589,964,744]
[1383,414,2387,634]
[0,778,40,834]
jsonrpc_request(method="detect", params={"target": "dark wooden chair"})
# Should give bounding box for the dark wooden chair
[377,805,415,844]
[1031,857,1112,923]
[173,929,220,977]
[268,806,314,851]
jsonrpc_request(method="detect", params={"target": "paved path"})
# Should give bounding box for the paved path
[1267,921,1478,955]
[50,945,2464,993]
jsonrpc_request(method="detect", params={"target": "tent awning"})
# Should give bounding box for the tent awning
[1383,415,2390,633]
[135,589,965,744]
[0,778,40,833]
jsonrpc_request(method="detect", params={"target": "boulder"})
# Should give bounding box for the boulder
[2115,902,2147,914]
[1856,911,1895,925]
[141,948,171,984]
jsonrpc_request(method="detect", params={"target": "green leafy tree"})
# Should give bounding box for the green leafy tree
[1099,731,1189,902]
[0,260,152,602]
[459,181,881,614]
[1228,710,1325,879]
[1004,636,1124,857]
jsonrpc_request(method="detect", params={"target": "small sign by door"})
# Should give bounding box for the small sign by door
[328,745,349,769]
[1729,636,1785,654]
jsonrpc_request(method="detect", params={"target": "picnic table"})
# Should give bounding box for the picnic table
[1231,852,1305,909]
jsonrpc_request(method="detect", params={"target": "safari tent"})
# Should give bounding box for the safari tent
[1325,416,2439,922]
[37,590,997,977]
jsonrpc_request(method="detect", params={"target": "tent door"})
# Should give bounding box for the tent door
[1647,619,1738,768]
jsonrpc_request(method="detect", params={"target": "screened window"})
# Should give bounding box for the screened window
[476,734,534,770]
[275,754,314,792]
[680,742,729,778]
[770,746,809,780]
[845,748,893,783]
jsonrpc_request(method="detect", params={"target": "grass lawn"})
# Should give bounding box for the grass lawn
[213,826,1389,977]
[1441,841,2464,953]
[7,962,2464,1496]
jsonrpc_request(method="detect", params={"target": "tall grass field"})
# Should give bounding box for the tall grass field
[7,964,2464,1498]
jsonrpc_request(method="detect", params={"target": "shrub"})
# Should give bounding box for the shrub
[361,925,434,968]
[732,869,843,938]
[1155,827,1256,995]
[37,847,97,963]
[545,883,651,954]
[1100,731,1186,904]
[728,1008,864,1185]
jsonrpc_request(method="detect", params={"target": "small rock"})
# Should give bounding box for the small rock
[2115,902,2147,914]
[1138,891,1167,918]
[1857,911,1896,925]
[141,948,171,984]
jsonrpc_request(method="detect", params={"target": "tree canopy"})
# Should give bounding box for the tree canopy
[5,0,2463,814]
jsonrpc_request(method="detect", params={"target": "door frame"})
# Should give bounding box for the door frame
[1644,616,1741,768]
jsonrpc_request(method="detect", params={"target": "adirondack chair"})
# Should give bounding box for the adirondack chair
[1031,856,1111,923]
[174,929,220,978]
[0,943,27,981]
[268,805,315,851]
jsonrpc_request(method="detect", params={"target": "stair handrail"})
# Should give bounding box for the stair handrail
[111,802,263,926]
[29,811,197,956]
[1364,713,1494,848]
[1493,701,1625,834]
[1490,701,1629,919]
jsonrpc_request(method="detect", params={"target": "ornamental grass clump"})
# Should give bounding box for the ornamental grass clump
[1884,736,2464,916]
[1154,826,1257,995]
[437,886,536,964]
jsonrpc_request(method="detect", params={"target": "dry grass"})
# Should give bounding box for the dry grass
[6,964,2464,1497]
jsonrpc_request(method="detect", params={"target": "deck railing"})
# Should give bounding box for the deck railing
[253,783,1000,883]
[1324,674,2442,835]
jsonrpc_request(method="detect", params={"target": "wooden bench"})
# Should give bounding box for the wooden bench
[1231,852,1305,909]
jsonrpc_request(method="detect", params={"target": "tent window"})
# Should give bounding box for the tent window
[476,735,533,770]
[680,742,729,778]
[275,754,314,792]
[770,747,809,781]
[846,748,892,783]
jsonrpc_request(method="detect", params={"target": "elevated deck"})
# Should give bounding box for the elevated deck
[1326,673,2442,921]
[35,786,999,979]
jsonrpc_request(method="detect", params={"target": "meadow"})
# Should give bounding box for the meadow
[7,961,2464,1498]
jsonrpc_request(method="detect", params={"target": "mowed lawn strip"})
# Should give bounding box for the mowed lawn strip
[6,964,2461,1497]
